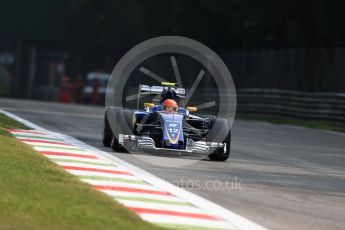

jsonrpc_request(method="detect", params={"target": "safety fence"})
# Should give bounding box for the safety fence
[237,88,345,124]
[125,86,345,125]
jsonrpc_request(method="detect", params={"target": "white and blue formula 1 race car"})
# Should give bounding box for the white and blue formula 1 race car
[103,82,231,161]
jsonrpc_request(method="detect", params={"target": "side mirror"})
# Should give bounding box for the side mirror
[144,103,154,108]
[186,106,197,112]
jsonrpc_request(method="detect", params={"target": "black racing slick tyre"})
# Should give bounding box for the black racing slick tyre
[208,131,231,161]
[110,133,127,152]
[106,108,135,153]
[122,110,136,134]
[102,114,112,147]
[207,118,231,161]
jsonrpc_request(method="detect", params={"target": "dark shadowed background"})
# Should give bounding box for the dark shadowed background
[1,0,345,125]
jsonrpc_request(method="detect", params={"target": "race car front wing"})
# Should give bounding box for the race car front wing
[118,134,226,154]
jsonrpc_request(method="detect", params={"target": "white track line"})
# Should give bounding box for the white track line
[104,190,186,202]
[117,200,209,214]
[140,214,234,229]
[81,180,163,191]
[22,142,82,148]
[33,148,92,154]
[50,162,119,170]
[66,171,140,181]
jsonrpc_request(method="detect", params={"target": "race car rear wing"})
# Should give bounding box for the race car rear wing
[139,84,187,98]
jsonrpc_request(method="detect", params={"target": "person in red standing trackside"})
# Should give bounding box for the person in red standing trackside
[73,74,84,103]
[91,78,100,104]
[58,75,73,103]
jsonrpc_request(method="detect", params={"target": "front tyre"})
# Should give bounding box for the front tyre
[207,117,231,161]
[102,114,112,147]
[208,131,231,161]
[111,134,127,152]
[108,108,135,153]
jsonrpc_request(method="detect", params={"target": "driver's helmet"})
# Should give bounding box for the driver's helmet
[162,99,178,113]
[160,89,177,104]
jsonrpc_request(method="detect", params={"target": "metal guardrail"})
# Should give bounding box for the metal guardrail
[237,88,345,124]
[125,86,345,124]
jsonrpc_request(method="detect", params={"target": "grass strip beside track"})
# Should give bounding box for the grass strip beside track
[0,113,161,230]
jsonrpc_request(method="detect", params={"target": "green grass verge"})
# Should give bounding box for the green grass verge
[0,113,161,230]
[237,113,345,133]
[0,113,27,129]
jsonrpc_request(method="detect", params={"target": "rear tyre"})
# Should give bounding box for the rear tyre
[102,114,112,147]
